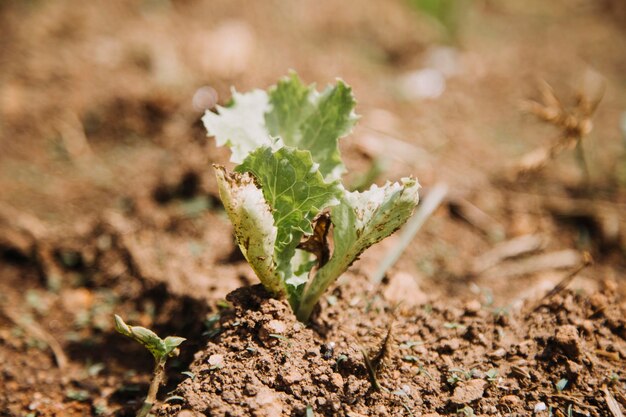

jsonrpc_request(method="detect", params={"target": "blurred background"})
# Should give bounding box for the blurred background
[0,0,625,414]
[1,0,625,291]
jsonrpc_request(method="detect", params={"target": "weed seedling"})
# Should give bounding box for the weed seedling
[335,354,348,371]
[555,378,568,393]
[448,368,476,386]
[203,72,420,321]
[180,371,195,381]
[114,315,185,417]
[485,368,498,384]
[447,372,462,386]
[361,318,395,391]
[399,340,425,350]
[457,405,475,417]
[402,355,420,363]
[443,322,466,330]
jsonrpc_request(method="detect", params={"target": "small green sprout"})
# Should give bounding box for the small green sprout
[444,322,466,330]
[418,365,434,380]
[114,315,185,417]
[485,368,498,384]
[361,318,395,391]
[65,389,90,402]
[181,371,195,381]
[335,354,348,371]
[399,340,424,350]
[457,405,475,417]
[203,313,222,338]
[448,368,475,386]
[447,372,462,386]
[555,378,568,393]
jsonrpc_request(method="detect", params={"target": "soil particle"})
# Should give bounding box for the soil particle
[450,379,487,404]
[438,338,461,354]
[554,324,583,360]
[207,354,224,368]
[500,394,523,408]
[382,271,428,306]
[176,411,199,417]
[464,299,482,315]
[251,386,283,417]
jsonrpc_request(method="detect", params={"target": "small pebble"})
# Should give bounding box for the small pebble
[207,354,224,367]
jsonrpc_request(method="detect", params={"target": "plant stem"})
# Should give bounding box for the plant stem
[137,357,166,417]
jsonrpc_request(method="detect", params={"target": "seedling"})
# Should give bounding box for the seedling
[181,371,195,380]
[485,368,498,384]
[335,354,348,371]
[447,372,462,386]
[443,322,466,330]
[65,389,90,402]
[203,73,420,321]
[555,378,568,393]
[399,340,425,350]
[457,405,475,417]
[361,318,395,391]
[114,315,185,417]
[448,367,476,386]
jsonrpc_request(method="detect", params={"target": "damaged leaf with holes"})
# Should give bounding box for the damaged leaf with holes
[203,72,420,321]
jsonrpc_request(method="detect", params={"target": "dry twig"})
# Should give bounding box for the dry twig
[527,252,593,314]
[0,304,68,369]
[603,386,624,417]
[471,234,546,275]
[517,71,605,179]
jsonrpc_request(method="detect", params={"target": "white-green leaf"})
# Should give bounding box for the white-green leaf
[214,165,286,297]
[163,336,187,356]
[114,315,171,360]
[114,314,131,336]
[296,178,420,321]
[265,73,358,180]
[202,89,276,164]
[237,146,342,292]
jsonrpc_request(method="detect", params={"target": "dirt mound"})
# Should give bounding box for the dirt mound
[158,278,626,417]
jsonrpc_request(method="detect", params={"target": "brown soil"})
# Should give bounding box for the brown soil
[1,0,626,416]
[158,280,626,417]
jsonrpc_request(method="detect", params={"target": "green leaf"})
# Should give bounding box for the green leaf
[163,336,186,356]
[114,315,185,360]
[237,146,342,291]
[265,73,358,180]
[555,378,568,392]
[202,89,274,164]
[127,326,167,359]
[297,178,420,321]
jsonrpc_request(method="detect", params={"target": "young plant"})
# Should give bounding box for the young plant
[203,73,420,321]
[114,315,185,417]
